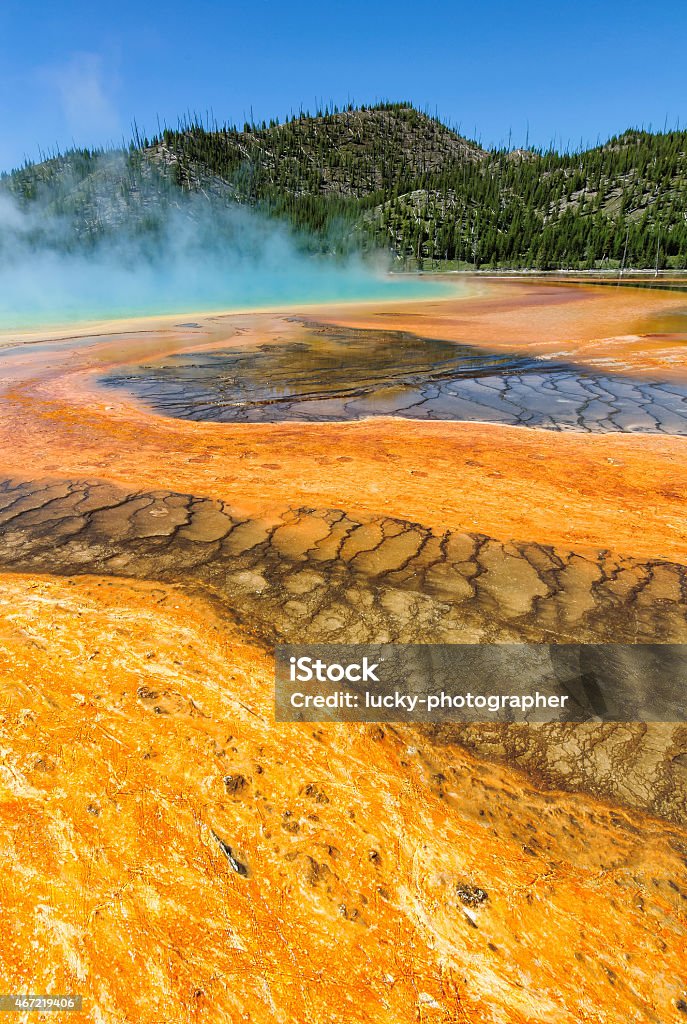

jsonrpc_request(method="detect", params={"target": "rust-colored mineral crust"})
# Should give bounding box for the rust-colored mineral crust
[1,575,686,1024]
[1,279,686,1022]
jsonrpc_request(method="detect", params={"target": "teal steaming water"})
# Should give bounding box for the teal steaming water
[0,258,455,331]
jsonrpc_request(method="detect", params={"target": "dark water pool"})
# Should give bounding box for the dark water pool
[102,321,687,433]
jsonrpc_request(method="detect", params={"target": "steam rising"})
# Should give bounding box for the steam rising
[0,153,446,329]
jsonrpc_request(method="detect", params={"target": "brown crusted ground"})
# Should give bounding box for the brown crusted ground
[1,279,687,1022]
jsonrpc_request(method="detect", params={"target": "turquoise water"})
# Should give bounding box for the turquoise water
[0,257,456,331]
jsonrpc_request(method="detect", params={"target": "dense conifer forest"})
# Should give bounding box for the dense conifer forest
[3,102,686,270]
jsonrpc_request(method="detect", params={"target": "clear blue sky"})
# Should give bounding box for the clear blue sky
[0,0,684,171]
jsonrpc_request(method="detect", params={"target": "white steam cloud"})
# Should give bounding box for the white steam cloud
[0,156,444,328]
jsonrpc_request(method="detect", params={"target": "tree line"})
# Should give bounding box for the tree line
[2,104,686,270]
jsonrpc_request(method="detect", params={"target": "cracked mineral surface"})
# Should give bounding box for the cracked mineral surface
[103,321,687,432]
[1,278,686,1023]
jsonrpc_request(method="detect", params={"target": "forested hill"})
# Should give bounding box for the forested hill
[3,102,687,270]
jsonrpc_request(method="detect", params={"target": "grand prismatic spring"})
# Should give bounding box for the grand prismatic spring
[1,277,687,1023]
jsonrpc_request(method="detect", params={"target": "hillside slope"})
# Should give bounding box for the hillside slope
[2,103,686,269]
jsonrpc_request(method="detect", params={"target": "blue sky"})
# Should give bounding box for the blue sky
[0,0,684,171]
